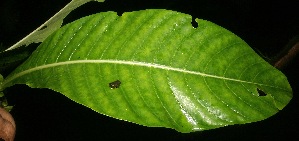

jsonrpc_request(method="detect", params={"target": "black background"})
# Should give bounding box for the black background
[1,0,298,140]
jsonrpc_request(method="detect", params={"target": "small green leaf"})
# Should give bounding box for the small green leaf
[1,74,13,112]
[4,0,105,52]
[2,9,292,132]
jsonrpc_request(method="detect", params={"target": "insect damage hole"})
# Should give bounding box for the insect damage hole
[191,17,198,28]
[109,80,121,89]
[39,25,47,30]
[257,88,267,96]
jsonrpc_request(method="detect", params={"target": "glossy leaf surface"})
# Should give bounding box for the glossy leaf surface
[2,9,292,132]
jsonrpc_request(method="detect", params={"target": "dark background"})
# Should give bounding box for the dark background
[1,0,298,140]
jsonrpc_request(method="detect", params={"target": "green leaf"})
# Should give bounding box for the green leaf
[4,0,105,52]
[2,9,292,132]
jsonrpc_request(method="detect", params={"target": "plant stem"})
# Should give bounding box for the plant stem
[273,37,299,69]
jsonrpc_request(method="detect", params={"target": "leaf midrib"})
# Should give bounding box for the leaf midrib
[4,60,282,89]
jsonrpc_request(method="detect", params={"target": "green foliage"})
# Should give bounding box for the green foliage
[0,48,31,75]
[1,9,292,132]
[0,74,13,112]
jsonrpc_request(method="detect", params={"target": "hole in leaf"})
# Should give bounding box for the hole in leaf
[117,11,125,16]
[191,18,198,28]
[39,26,47,30]
[109,80,121,89]
[257,88,267,96]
